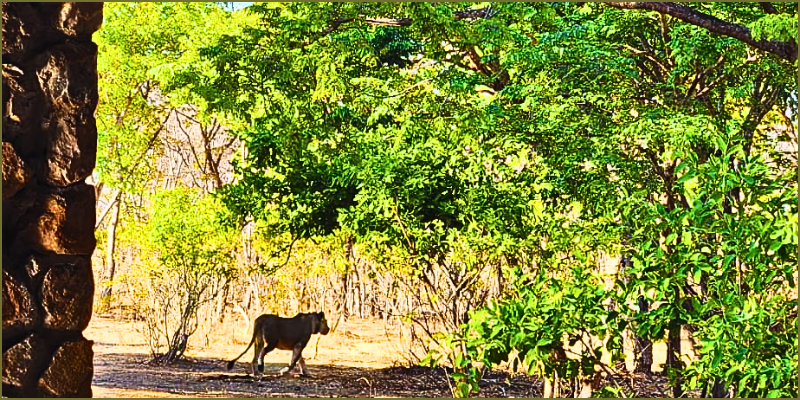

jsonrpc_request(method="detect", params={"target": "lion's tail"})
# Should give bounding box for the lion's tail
[226,333,256,371]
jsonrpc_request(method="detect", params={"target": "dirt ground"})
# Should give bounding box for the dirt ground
[86,314,690,398]
[87,314,536,398]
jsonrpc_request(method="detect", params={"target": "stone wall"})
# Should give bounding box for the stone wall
[2,2,103,397]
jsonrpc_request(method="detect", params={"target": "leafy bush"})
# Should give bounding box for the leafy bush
[139,187,237,363]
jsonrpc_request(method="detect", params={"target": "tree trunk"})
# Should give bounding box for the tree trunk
[347,274,355,317]
[496,262,504,297]
[667,326,683,396]
[577,377,596,398]
[711,378,727,397]
[94,181,104,208]
[101,198,121,299]
[667,288,684,397]
[354,264,365,318]
[613,255,631,372]
[341,236,354,320]
[201,122,225,189]
[215,283,229,324]
[544,347,568,398]
[246,275,263,315]
[543,373,558,398]
[634,294,653,374]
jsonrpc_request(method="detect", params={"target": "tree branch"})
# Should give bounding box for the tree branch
[759,2,779,14]
[95,108,174,229]
[606,2,797,62]
[175,111,206,176]
[623,44,668,79]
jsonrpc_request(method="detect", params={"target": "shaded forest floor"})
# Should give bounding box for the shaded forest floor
[86,315,696,398]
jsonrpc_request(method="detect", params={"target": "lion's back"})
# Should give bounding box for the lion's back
[257,314,312,349]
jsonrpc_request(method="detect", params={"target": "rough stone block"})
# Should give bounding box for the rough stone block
[2,141,32,200]
[17,184,96,255]
[1,334,46,388]
[2,63,45,154]
[23,256,45,282]
[57,3,104,38]
[2,187,37,253]
[38,338,93,398]
[40,256,94,331]
[1,2,46,64]
[2,3,103,65]
[34,43,98,187]
[2,2,101,397]
[2,268,40,337]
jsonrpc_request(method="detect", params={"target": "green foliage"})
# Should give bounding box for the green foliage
[147,187,237,278]
[750,14,798,43]
[98,0,798,394]
[200,4,562,312]
[139,187,237,362]
[641,128,798,398]
[95,2,249,192]
[593,385,627,398]
[425,262,620,397]
[407,2,794,397]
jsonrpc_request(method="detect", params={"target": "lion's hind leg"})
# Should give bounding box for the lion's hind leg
[257,341,277,374]
[251,333,266,376]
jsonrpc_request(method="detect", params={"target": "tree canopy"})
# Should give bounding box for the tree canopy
[94,2,797,397]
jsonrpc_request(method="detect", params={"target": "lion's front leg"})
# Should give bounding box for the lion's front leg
[280,343,306,376]
[298,357,310,376]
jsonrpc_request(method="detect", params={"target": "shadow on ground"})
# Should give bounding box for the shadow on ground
[92,352,544,398]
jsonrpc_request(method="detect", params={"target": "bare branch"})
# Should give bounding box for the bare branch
[174,112,206,175]
[364,17,411,27]
[95,109,174,229]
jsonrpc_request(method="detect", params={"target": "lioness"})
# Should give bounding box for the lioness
[227,312,330,376]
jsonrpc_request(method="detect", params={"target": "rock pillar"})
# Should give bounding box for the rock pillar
[2,2,103,397]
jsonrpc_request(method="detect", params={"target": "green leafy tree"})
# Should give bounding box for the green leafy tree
[141,187,237,363]
[94,2,251,302]
[149,1,796,396]
[96,1,250,193]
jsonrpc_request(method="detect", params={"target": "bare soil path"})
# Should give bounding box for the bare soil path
[86,315,687,397]
[86,315,544,398]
